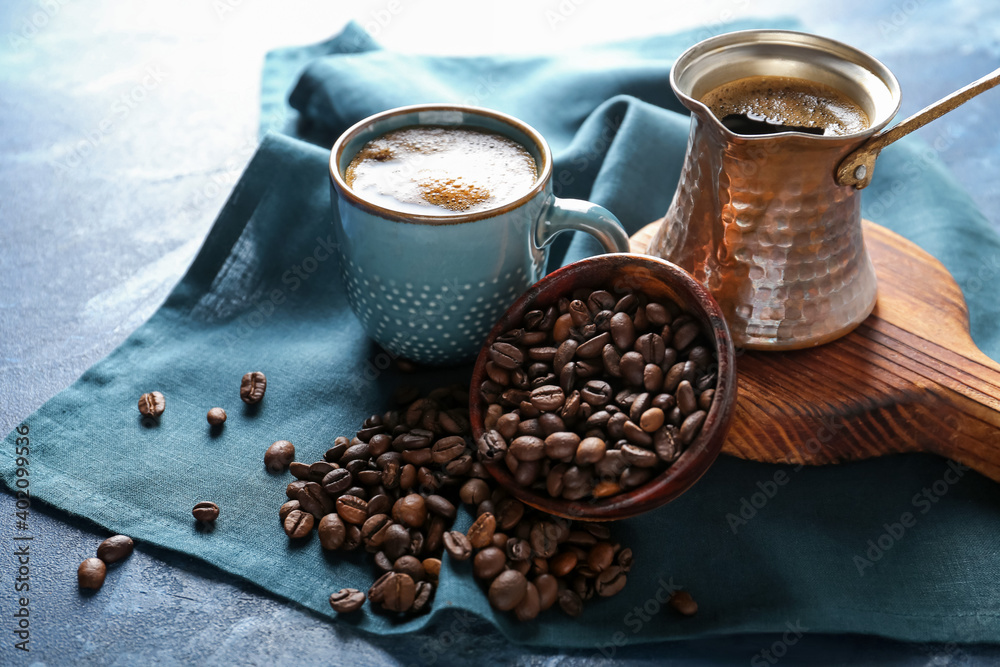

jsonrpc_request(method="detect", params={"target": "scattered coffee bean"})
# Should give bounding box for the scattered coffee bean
[272,386,657,622]
[78,558,107,589]
[192,501,219,523]
[240,371,267,404]
[329,588,366,613]
[669,590,698,616]
[439,531,468,561]
[264,440,295,473]
[206,407,227,426]
[284,509,314,538]
[138,391,165,418]
[96,535,134,564]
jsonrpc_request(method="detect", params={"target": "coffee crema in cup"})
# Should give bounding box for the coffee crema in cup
[344,126,538,216]
[700,75,870,136]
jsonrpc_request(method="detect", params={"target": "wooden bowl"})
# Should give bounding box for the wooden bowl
[469,253,737,521]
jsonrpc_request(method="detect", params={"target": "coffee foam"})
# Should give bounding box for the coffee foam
[345,126,538,216]
[701,75,870,136]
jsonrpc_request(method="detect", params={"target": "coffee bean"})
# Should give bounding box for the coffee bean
[78,558,107,589]
[459,478,490,505]
[576,331,611,358]
[514,582,541,621]
[286,480,307,499]
[329,588,365,613]
[471,546,505,580]
[240,371,267,404]
[442,530,472,561]
[620,351,645,387]
[297,482,335,519]
[96,535,134,564]
[528,346,557,364]
[568,299,590,327]
[536,574,559,611]
[382,524,410,560]
[575,437,606,465]
[677,380,697,416]
[698,388,715,411]
[488,570,528,611]
[580,380,612,407]
[425,494,456,519]
[322,468,353,496]
[529,521,561,558]
[645,302,671,326]
[423,557,442,580]
[673,321,701,351]
[586,290,614,314]
[595,565,627,597]
[609,311,636,350]
[680,410,707,444]
[529,385,565,413]
[620,466,653,489]
[192,501,219,522]
[506,537,532,561]
[553,339,578,374]
[264,440,295,473]
[558,589,584,617]
[490,342,524,370]
[639,407,665,432]
[622,420,653,446]
[664,362,686,392]
[284,509,314,538]
[279,500,300,522]
[635,333,665,364]
[617,548,634,572]
[336,495,368,525]
[318,513,346,549]
[467,512,496,549]
[495,498,525,531]
[587,542,616,572]
[669,590,698,616]
[392,494,426,528]
[476,430,507,462]
[206,407,226,426]
[381,572,416,612]
[368,571,392,603]
[643,363,664,392]
[621,443,659,468]
[138,391,165,418]
[430,436,466,465]
[613,293,638,316]
[394,555,425,582]
[559,361,577,394]
[361,513,393,548]
[510,435,545,462]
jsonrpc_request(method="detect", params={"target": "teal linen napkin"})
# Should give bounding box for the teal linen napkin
[5,21,1000,648]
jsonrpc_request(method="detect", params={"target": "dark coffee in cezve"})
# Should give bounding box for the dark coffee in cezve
[701,75,870,136]
[345,126,538,216]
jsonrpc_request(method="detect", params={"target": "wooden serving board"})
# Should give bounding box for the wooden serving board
[630,220,1000,481]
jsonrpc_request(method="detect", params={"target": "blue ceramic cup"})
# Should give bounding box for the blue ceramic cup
[329,104,630,365]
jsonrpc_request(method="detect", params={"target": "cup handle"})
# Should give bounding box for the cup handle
[534,197,631,254]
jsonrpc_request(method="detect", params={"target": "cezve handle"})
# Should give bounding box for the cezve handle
[837,67,1000,189]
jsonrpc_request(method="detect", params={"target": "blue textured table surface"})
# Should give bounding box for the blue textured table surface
[2,1,999,664]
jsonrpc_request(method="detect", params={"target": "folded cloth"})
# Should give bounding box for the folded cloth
[5,20,1000,648]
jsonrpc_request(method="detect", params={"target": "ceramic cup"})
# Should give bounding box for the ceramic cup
[329,104,631,365]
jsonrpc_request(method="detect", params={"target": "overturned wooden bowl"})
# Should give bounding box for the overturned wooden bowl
[469,253,737,521]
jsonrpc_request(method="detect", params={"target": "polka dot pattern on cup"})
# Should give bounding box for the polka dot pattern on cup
[341,260,529,364]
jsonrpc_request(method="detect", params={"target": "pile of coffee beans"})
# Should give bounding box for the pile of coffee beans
[443,493,632,619]
[476,287,718,501]
[77,535,135,590]
[275,384,636,619]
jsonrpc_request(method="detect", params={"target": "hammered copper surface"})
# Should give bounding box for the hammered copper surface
[646,30,901,350]
[648,115,879,349]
